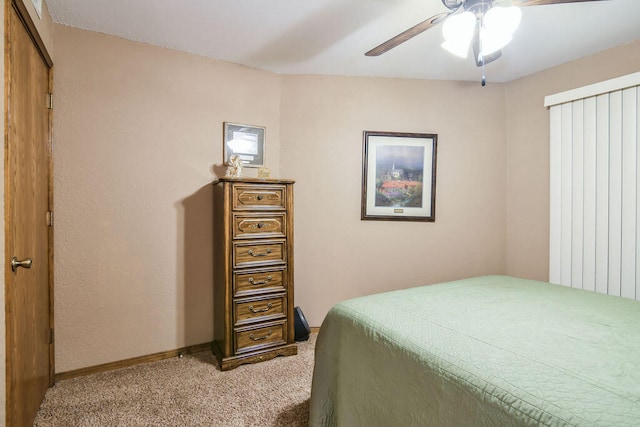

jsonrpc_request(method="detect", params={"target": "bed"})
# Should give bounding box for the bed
[309,275,640,426]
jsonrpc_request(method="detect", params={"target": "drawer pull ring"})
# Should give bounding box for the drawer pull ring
[248,249,272,257]
[249,275,273,285]
[257,195,264,201]
[249,330,273,341]
[249,303,272,313]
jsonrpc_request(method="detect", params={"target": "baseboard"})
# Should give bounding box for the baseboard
[56,329,321,382]
[55,342,213,382]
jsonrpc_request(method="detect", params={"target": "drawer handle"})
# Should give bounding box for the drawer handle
[249,303,272,314]
[248,249,272,257]
[249,330,272,341]
[249,275,273,285]
[257,222,265,229]
[257,195,264,201]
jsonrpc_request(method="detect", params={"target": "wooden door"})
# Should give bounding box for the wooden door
[5,2,54,426]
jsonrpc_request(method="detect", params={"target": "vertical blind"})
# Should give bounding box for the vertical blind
[546,72,640,300]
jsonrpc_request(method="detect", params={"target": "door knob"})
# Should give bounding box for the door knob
[11,256,32,272]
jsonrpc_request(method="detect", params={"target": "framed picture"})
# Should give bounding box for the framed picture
[223,122,265,168]
[361,131,437,222]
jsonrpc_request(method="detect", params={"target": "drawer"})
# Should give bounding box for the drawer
[233,185,286,210]
[234,294,286,326]
[235,321,286,354]
[232,213,286,239]
[234,267,286,297]
[233,240,286,268]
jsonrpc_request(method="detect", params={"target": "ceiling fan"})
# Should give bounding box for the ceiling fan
[365,0,607,85]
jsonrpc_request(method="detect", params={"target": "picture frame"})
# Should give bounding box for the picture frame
[223,122,265,168]
[361,131,437,222]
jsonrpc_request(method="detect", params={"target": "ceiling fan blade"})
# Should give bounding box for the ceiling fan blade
[365,11,451,57]
[509,0,607,6]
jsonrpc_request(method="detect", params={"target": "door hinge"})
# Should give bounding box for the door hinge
[46,211,53,227]
[47,93,53,110]
[49,328,54,344]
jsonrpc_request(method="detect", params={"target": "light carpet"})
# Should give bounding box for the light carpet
[34,334,316,426]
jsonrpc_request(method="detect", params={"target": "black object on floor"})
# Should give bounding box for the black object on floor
[294,306,311,341]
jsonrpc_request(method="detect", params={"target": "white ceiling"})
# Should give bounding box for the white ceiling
[46,0,640,83]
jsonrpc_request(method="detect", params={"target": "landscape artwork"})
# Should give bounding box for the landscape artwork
[361,131,437,222]
[374,145,424,208]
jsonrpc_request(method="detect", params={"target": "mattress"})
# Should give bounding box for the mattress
[309,275,640,426]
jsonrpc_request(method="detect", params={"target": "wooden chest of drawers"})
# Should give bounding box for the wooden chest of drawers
[212,177,297,370]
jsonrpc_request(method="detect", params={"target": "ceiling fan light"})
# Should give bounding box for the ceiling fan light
[441,11,475,58]
[481,6,521,56]
[442,39,471,58]
[484,7,521,38]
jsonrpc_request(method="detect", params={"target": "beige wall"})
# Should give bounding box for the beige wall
[1,0,54,419]
[53,25,507,372]
[53,24,281,372]
[279,76,507,325]
[504,40,640,281]
[51,22,639,373]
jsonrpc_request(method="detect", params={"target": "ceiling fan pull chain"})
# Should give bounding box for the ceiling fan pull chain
[478,14,487,87]
[482,63,486,87]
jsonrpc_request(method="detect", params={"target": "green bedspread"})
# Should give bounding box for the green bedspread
[309,276,640,426]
